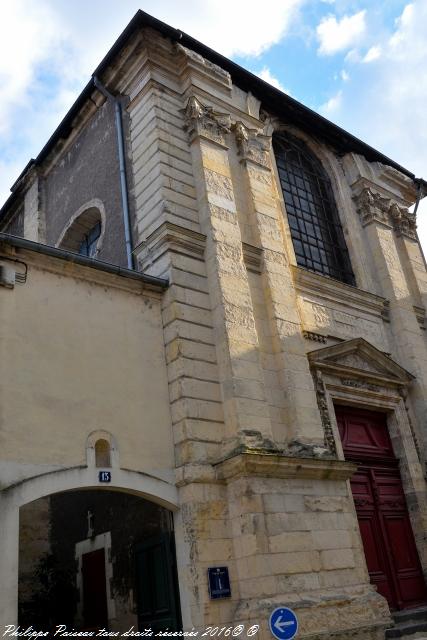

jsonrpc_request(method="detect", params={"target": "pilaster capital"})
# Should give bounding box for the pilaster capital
[233,121,271,169]
[388,200,417,239]
[183,96,231,148]
[354,186,417,240]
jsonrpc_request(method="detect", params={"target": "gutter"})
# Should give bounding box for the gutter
[413,178,426,217]
[0,233,168,290]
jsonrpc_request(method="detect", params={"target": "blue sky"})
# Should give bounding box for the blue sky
[1,0,426,246]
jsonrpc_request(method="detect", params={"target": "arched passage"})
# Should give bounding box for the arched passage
[0,467,181,629]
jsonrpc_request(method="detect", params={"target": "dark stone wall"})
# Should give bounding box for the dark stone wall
[49,489,171,597]
[2,205,24,236]
[19,490,172,628]
[42,98,135,267]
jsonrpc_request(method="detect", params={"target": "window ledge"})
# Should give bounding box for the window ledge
[291,265,390,322]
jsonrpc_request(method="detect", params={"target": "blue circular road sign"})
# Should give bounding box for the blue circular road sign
[269,607,298,640]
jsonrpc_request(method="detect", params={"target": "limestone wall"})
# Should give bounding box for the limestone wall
[120,27,427,638]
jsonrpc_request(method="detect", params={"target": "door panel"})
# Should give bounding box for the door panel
[135,533,181,633]
[352,468,394,605]
[82,548,108,629]
[335,406,427,611]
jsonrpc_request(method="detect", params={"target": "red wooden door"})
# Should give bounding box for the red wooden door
[336,406,427,610]
[82,548,109,629]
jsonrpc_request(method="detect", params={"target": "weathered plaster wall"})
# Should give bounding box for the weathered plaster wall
[0,247,174,481]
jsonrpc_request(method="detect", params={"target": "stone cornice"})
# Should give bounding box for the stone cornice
[176,43,232,95]
[303,330,327,344]
[314,362,409,389]
[135,221,207,270]
[308,337,414,388]
[214,451,357,482]
[413,305,426,330]
[0,241,164,297]
[292,266,390,322]
[242,242,263,273]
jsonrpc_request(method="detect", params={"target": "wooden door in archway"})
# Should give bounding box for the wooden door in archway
[336,406,427,610]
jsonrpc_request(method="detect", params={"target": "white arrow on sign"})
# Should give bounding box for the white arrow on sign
[274,616,296,633]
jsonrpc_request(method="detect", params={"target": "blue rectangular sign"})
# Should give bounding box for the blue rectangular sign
[208,566,231,599]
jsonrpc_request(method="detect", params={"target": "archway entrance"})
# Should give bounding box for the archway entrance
[336,405,427,610]
[18,489,181,632]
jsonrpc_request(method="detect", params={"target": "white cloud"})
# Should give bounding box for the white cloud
[317,10,366,55]
[255,67,289,94]
[316,0,427,250]
[0,0,63,136]
[345,48,361,63]
[363,45,381,63]
[320,89,342,114]
[0,0,305,206]
[341,69,350,81]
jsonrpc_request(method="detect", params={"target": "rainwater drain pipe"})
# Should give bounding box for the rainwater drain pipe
[93,76,134,270]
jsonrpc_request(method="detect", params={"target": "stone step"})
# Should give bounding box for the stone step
[393,607,427,625]
[386,605,427,639]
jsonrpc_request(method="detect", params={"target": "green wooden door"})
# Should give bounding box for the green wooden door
[135,533,181,633]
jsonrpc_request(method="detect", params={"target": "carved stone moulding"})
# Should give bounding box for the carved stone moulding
[354,186,417,240]
[214,451,357,483]
[183,96,231,148]
[292,265,390,323]
[135,220,206,271]
[413,305,426,330]
[308,337,415,457]
[242,242,263,273]
[176,43,232,93]
[182,97,273,166]
[313,369,337,455]
[233,121,271,169]
[303,329,327,344]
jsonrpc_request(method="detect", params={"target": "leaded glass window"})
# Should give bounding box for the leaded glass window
[273,133,355,286]
[78,221,101,258]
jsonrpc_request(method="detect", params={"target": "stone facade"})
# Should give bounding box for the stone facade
[1,11,427,640]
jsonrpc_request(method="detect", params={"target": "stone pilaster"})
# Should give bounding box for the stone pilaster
[184,97,275,451]
[234,121,327,448]
[353,185,427,458]
[23,172,45,243]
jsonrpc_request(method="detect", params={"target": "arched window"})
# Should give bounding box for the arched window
[78,221,101,257]
[58,206,103,258]
[273,133,355,285]
[95,438,111,468]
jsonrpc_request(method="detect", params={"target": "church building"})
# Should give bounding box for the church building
[1,10,427,640]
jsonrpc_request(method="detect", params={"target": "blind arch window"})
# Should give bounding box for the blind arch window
[273,133,355,286]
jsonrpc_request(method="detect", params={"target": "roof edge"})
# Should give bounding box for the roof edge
[0,233,168,290]
[1,9,426,218]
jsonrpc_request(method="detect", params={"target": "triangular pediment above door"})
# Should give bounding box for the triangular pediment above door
[307,337,414,386]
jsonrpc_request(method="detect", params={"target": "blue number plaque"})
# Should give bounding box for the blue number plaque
[98,471,111,483]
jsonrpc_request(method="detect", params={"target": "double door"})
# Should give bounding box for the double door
[336,406,427,610]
